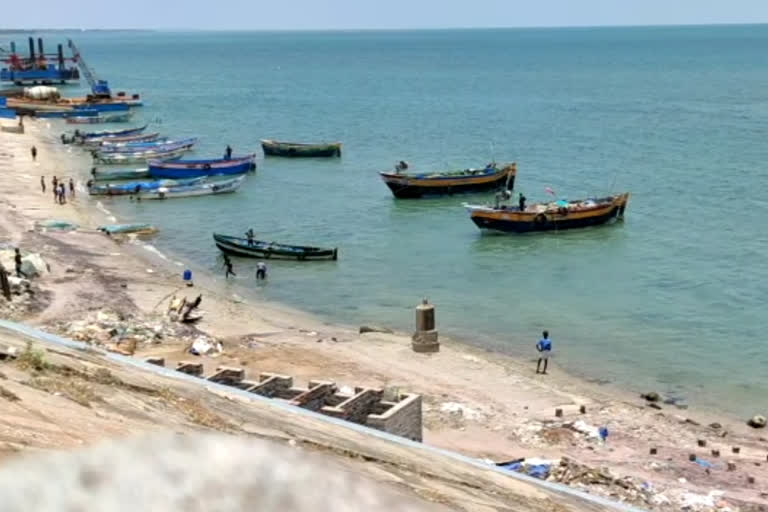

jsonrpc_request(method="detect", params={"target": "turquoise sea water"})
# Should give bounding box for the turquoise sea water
[29,26,768,415]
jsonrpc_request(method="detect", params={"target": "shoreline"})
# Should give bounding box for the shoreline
[3,120,768,509]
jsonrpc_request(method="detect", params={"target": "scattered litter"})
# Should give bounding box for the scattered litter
[678,490,724,510]
[569,420,602,440]
[189,336,223,356]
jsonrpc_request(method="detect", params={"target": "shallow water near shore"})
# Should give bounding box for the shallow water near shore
[25,25,768,417]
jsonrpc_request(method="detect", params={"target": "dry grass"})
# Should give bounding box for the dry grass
[157,388,236,432]
[24,376,100,408]
[15,341,48,372]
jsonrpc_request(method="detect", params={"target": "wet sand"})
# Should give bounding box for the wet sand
[1,119,768,510]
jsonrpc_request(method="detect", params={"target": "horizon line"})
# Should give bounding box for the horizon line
[1,21,767,33]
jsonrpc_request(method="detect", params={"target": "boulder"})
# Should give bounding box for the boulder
[359,325,394,334]
[747,415,766,429]
[641,392,660,403]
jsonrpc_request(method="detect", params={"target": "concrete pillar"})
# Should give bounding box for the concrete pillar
[412,299,439,353]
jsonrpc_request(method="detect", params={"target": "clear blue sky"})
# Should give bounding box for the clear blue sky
[3,0,768,30]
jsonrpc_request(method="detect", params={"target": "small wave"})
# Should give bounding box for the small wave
[143,244,169,260]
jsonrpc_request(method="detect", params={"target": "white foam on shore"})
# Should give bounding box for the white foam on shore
[143,243,169,261]
[94,201,118,222]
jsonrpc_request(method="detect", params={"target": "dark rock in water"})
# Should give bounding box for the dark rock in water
[641,392,661,403]
[709,422,723,430]
[747,415,767,429]
[359,326,394,335]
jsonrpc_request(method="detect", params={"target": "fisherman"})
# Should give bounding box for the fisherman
[535,330,553,375]
[394,160,408,173]
[69,178,75,199]
[40,176,46,194]
[223,254,236,279]
[86,179,94,189]
[245,228,255,246]
[225,145,233,160]
[14,248,26,278]
[518,193,526,212]
[256,261,267,281]
[30,145,37,161]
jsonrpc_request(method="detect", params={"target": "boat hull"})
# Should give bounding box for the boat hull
[213,234,338,261]
[91,168,150,181]
[148,155,256,179]
[95,147,190,165]
[467,194,630,233]
[261,139,341,158]
[66,112,133,124]
[139,176,245,200]
[380,163,516,199]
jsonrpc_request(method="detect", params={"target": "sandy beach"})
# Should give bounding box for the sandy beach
[1,120,768,510]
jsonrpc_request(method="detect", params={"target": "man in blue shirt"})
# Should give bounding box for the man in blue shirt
[536,330,552,374]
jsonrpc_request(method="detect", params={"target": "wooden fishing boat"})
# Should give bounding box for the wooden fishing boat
[94,146,191,165]
[380,162,516,199]
[97,223,157,236]
[139,175,246,200]
[66,112,133,124]
[148,154,257,179]
[91,167,150,181]
[464,193,630,233]
[74,124,148,140]
[260,139,342,158]
[87,177,203,196]
[96,137,198,154]
[6,94,142,112]
[213,233,338,261]
[80,132,163,147]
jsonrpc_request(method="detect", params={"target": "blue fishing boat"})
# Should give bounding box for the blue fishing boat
[35,109,98,119]
[73,103,130,112]
[148,154,257,179]
[87,177,204,196]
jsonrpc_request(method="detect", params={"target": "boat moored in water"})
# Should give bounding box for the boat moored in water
[67,124,148,142]
[213,233,338,261]
[260,139,342,158]
[380,162,516,199]
[87,177,204,196]
[97,223,157,236]
[80,132,163,147]
[138,175,246,200]
[96,137,198,154]
[147,154,257,179]
[66,112,133,124]
[464,192,630,233]
[94,146,191,165]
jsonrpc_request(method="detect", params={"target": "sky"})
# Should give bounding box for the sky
[2,0,768,30]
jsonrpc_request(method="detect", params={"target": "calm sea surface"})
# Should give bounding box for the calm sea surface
[30,26,768,415]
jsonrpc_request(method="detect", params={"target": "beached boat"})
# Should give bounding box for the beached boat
[91,167,151,181]
[73,124,148,141]
[147,154,257,179]
[97,223,157,236]
[138,175,246,200]
[464,193,630,233]
[213,233,338,261]
[260,139,342,158]
[80,132,163,147]
[380,162,516,199]
[66,112,133,124]
[96,137,198,154]
[87,177,204,196]
[94,146,191,165]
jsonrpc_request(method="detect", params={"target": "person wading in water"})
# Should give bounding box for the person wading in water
[223,254,236,279]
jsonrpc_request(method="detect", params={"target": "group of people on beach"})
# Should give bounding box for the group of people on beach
[41,176,75,205]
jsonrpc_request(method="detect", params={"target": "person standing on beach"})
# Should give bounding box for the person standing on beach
[536,330,552,374]
[30,146,37,161]
[14,248,26,278]
[256,262,267,281]
[58,183,67,205]
[223,254,236,279]
[69,178,75,199]
[40,176,46,194]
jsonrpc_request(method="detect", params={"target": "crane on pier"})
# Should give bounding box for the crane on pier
[67,39,111,98]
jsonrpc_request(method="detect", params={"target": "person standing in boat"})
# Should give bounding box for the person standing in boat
[394,161,408,173]
[256,261,267,281]
[225,145,233,160]
[245,229,255,246]
[518,193,526,212]
[223,254,236,279]
[535,330,553,375]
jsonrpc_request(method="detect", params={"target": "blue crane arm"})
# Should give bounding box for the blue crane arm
[67,39,111,97]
